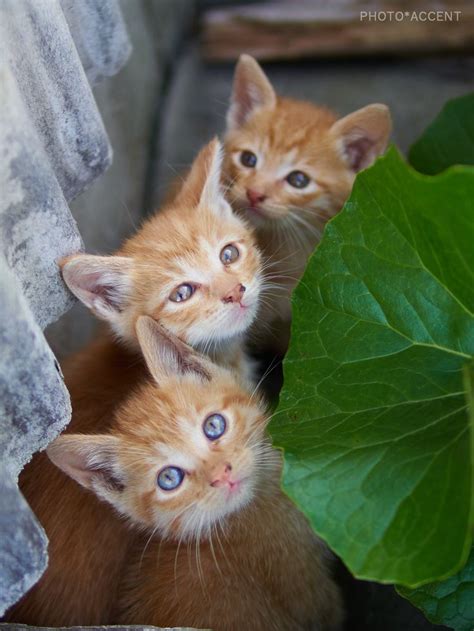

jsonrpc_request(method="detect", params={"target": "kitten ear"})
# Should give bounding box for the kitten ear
[136,316,213,384]
[47,434,125,500]
[174,138,230,216]
[330,104,392,172]
[198,137,224,208]
[227,54,276,130]
[60,254,134,322]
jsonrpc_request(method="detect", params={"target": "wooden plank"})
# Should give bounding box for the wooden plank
[201,1,474,61]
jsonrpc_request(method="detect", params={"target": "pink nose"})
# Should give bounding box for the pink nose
[210,463,233,488]
[246,189,266,207]
[222,283,246,304]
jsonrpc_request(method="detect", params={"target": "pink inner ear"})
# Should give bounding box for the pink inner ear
[345,136,375,172]
[233,82,257,127]
[84,273,124,311]
[48,437,125,492]
[229,59,275,129]
[65,263,125,312]
[48,443,94,488]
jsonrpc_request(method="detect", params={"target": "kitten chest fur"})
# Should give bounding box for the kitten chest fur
[116,479,343,631]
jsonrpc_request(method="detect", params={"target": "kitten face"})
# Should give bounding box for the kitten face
[224,102,350,228]
[224,55,392,231]
[48,318,277,542]
[121,201,261,350]
[61,139,262,350]
[112,375,268,540]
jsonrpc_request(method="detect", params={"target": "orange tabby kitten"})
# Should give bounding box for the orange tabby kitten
[6,139,264,626]
[48,316,344,631]
[224,54,392,350]
[61,137,262,384]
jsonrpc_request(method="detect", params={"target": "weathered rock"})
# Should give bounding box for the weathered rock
[0,473,48,623]
[0,0,130,616]
[0,276,60,610]
[0,65,82,330]
[0,1,118,202]
[60,0,132,86]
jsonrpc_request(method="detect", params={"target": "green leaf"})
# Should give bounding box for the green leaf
[409,92,474,174]
[404,92,474,629]
[398,364,474,629]
[270,146,474,586]
[398,545,474,631]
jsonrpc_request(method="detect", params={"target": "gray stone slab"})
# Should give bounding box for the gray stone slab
[0,474,48,627]
[0,64,82,330]
[61,0,132,85]
[0,260,72,476]
[0,261,70,615]
[0,0,131,615]
[0,0,119,202]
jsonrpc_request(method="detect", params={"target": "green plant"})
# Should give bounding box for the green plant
[270,93,474,630]
[409,93,474,175]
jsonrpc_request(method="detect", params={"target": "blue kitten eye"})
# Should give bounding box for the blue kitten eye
[157,466,184,491]
[286,170,310,189]
[240,151,257,168]
[203,413,226,440]
[220,244,239,265]
[169,283,194,303]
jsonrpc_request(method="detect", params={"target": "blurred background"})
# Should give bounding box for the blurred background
[42,4,472,627]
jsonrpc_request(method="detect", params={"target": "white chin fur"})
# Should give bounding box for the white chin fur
[187,303,258,349]
[164,482,255,542]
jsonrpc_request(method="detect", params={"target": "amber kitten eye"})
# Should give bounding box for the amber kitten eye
[169,283,195,303]
[220,244,239,265]
[240,151,257,168]
[287,170,310,189]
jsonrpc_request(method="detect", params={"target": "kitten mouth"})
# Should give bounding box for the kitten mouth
[231,301,255,325]
[220,297,257,335]
[229,479,241,492]
[228,298,252,314]
[247,204,268,219]
[224,477,246,498]
[245,204,285,225]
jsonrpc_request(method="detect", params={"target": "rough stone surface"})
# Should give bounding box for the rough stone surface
[61,0,132,86]
[0,64,82,329]
[0,475,48,626]
[0,261,72,477]
[0,0,130,616]
[0,259,69,616]
[0,0,119,201]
